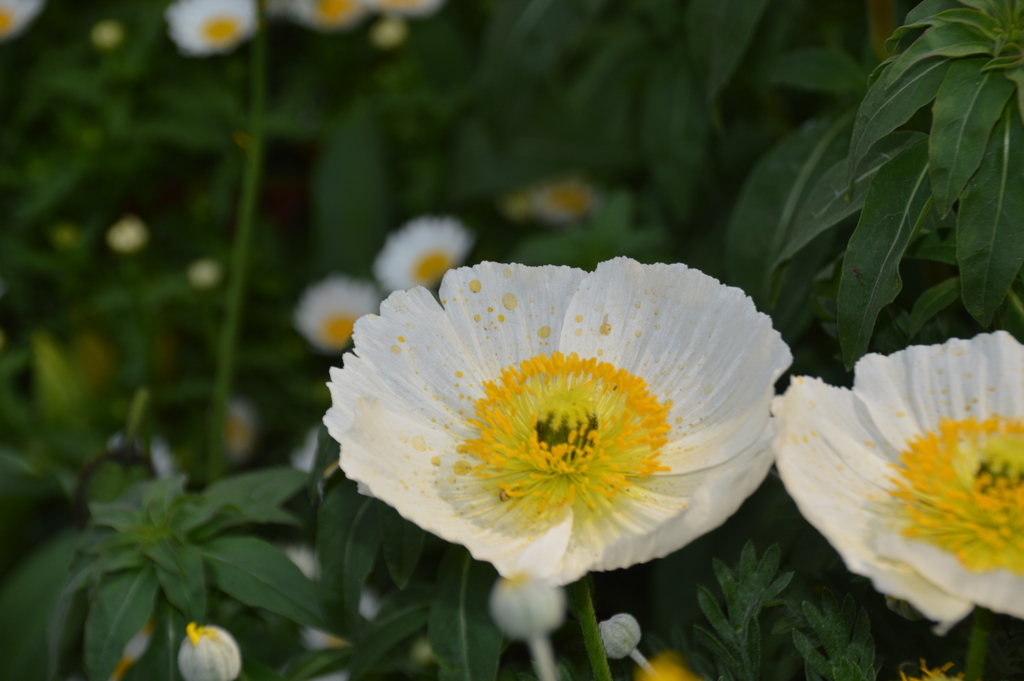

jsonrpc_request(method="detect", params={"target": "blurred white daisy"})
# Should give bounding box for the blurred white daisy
[773,331,1024,632]
[267,0,368,31]
[295,275,379,353]
[325,258,790,585]
[373,216,474,291]
[367,0,444,18]
[106,214,148,254]
[150,436,179,479]
[110,619,156,681]
[224,397,259,464]
[0,0,44,43]
[165,0,257,57]
[530,176,600,227]
[91,19,125,51]
[368,14,407,49]
[187,258,223,290]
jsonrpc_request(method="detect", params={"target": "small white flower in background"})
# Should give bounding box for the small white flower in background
[91,18,125,50]
[165,0,256,57]
[599,613,657,676]
[368,15,407,49]
[301,627,349,651]
[150,436,179,479]
[106,214,149,254]
[268,0,368,32]
[366,0,445,18]
[325,258,789,585]
[110,619,156,681]
[224,397,258,464]
[285,543,319,580]
[408,635,434,667]
[294,275,379,353]
[178,623,242,681]
[490,576,564,681]
[772,331,1024,633]
[359,587,381,620]
[530,175,600,227]
[0,0,44,43]
[372,216,474,291]
[188,258,224,290]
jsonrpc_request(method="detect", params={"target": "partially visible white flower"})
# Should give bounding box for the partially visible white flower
[224,397,258,464]
[366,0,444,18]
[178,623,241,681]
[490,576,564,681]
[110,619,156,681]
[373,216,474,291]
[368,15,406,49]
[150,437,179,479]
[0,0,44,43]
[530,176,600,227]
[290,426,321,473]
[188,259,223,290]
[294,275,379,353]
[106,214,148,254]
[268,0,368,32]
[359,587,381,620]
[285,544,319,581]
[165,0,256,57]
[91,18,125,50]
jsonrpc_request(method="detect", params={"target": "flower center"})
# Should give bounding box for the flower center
[319,314,356,348]
[0,10,12,35]
[317,0,357,21]
[412,251,452,286]
[460,352,671,517]
[891,417,1024,574]
[545,184,592,215]
[202,16,241,45]
[379,0,421,8]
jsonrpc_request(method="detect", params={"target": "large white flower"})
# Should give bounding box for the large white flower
[373,216,474,291]
[325,258,790,585]
[165,0,257,57]
[773,331,1024,632]
[366,0,445,18]
[0,0,44,42]
[267,0,368,32]
[295,275,379,353]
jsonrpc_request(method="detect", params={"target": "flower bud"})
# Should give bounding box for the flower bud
[369,16,408,50]
[188,258,223,290]
[91,19,126,51]
[178,623,242,681]
[488,575,565,640]
[106,214,149,254]
[600,613,642,659]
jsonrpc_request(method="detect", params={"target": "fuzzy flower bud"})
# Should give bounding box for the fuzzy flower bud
[187,258,223,290]
[91,19,126,51]
[600,613,642,659]
[178,623,242,681]
[106,214,149,254]
[488,575,565,641]
[369,16,408,50]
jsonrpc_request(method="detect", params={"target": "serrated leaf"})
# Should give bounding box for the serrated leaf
[929,58,1015,215]
[838,140,932,368]
[909,277,961,337]
[377,501,425,590]
[84,567,158,681]
[957,106,1024,325]
[348,603,430,681]
[793,629,832,678]
[887,23,992,85]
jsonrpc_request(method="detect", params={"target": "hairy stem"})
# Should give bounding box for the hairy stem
[965,607,993,681]
[571,577,613,681]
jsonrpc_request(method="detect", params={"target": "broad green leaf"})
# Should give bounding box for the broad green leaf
[909,277,961,337]
[929,58,1015,215]
[886,0,963,52]
[428,547,503,681]
[348,603,430,681]
[47,557,93,680]
[377,501,425,590]
[1005,66,1024,126]
[838,140,932,368]
[932,8,1001,35]
[84,567,159,681]
[770,48,867,96]
[240,659,286,681]
[687,0,773,110]
[317,480,381,634]
[957,108,1024,325]
[308,425,339,503]
[122,602,183,681]
[887,23,992,85]
[848,58,951,187]
[203,467,306,510]
[907,227,958,263]
[146,541,207,623]
[284,649,353,681]
[201,536,322,629]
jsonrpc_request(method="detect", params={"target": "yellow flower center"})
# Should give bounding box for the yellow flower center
[898,660,962,681]
[412,251,452,287]
[0,10,12,35]
[891,417,1024,573]
[379,0,421,7]
[202,16,241,45]
[319,314,356,349]
[186,622,221,647]
[461,352,671,518]
[634,650,704,681]
[317,0,357,22]
[544,183,592,216]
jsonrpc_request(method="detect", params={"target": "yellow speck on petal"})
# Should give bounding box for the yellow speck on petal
[398,336,406,342]
[575,315,584,322]
[411,436,426,452]
[502,293,519,310]
[599,314,612,336]
[431,456,441,466]
[470,279,482,293]
[503,267,512,278]
[453,460,473,475]
[634,329,642,338]
[574,329,583,336]
[391,345,402,354]
[896,411,906,418]
[538,326,551,339]
[474,314,481,322]
[498,315,505,322]
[202,16,242,45]
[455,371,463,377]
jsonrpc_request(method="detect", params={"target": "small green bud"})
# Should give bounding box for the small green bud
[599,613,641,659]
[178,623,242,681]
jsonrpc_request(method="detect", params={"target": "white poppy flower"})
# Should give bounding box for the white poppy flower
[366,0,445,18]
[373,216,474,292]
[165,0,257,57]
[530,176,600,228]
[295,275,379,353]
[267,0,368,32]
[0,0,44,43]
[324,258,790,585]
[772,331,1024,633]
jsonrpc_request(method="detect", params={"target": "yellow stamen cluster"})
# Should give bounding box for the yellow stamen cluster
[202,17,240,45]
[462,352,670,517]
[413,250,452,286]
[891,417,1024,574]
[320,314,356,349]
[898,660,962,681]
[0,10,12,35]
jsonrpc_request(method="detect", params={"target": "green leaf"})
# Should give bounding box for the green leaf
[308,425,339,504]
[957,107,1024,325]
[377,501,425,590]
[687,0,773,111]
[770,48,867,96]
[240,659,286,681]
[848,58,951,187]
[1001,284,1024,342]
[838,139,932,368]
[909,277,961,337]
[317,480,381,635]
[311,100,391,278]
[929,58,1015,215]
[428,546,503,681]
[284,649,353,681]
[47,557,93,680]
[84,567,159,681]
[887,0,962,51]
[195,467,305,530]
[887,23,992,85]
[1006,66,1024,124]
[146,541,207,623]
[907,226,958,263]
[122,602,183,681]
[201,536,322,629]
[348,603,430,681]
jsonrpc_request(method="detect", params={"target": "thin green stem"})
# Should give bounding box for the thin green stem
[965,607,993,681]
[571,577,613,681]
[207,17,267,482]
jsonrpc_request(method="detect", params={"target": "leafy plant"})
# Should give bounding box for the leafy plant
[790,590,878,681]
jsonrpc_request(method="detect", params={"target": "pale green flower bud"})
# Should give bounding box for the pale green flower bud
[178,623,242,681]
[488,575,565,641]
[599,613,641,659]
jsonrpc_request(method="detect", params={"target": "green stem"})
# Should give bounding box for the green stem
[124,387,150,443]
[207,17,267,482]
[571,577,613,681]
[964,607,993,681]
